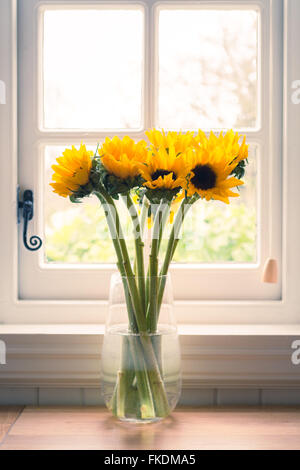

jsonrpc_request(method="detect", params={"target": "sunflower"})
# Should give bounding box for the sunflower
[146,129,194,155]
[195,130,249,166]
[139,146,188,192]
[184,144,245,204]
[99,136,147,180]
[50,144,93,198]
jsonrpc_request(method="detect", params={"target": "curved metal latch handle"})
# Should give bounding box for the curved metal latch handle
[17,186,43,251]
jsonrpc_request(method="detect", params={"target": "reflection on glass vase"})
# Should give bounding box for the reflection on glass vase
[101,272,181,423]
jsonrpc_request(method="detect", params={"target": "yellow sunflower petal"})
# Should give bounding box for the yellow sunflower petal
[99,136,147,180]
[50,144,92,197]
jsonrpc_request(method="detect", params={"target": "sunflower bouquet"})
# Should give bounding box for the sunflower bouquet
[51,129,248,420]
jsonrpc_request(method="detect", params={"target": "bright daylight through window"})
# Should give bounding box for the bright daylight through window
[43,6,259,266]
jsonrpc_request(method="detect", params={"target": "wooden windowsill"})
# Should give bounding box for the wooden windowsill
[1,406,300,450]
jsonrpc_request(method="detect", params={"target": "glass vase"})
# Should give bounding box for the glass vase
[101,272,181,423]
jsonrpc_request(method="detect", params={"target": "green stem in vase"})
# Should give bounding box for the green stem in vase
[139,334,170,417]
[151,333,163,376]
[148,201,170,375]
[128,336,156,419]
[95,189,146,333]
[158,202,171,251]
[141,196,150,308]
[147,201,162,332]
[116,336,136,418]
[95,190,146,417]
[95,189,165,419]
[122,194,146,316]
[147,200,171,332]
[94,191,138,333]
[95,187,170,420]
[157,195,199,312]
[140,195,150,239]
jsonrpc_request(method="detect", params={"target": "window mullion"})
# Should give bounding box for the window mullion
[36,131,147,144]
[147,1,156,128]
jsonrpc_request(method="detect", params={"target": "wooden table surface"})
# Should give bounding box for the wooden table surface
[1,406,300,450]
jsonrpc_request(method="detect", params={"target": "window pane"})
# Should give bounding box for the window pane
[42,8,144,129]
[44,144,257,265]
[157,8,259,130]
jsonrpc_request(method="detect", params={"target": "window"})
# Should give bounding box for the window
[4,0,298,325]
[17,0,281,305]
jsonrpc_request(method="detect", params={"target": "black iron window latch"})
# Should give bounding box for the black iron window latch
[17,186,42,251]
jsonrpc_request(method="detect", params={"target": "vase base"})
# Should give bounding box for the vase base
[116,416,164,424]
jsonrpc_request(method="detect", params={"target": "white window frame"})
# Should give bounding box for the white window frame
[19,0,280,305]
[0,0,299,327]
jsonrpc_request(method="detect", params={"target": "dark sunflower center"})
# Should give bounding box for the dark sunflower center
[190,164,217,190]
[151,169,176,181]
